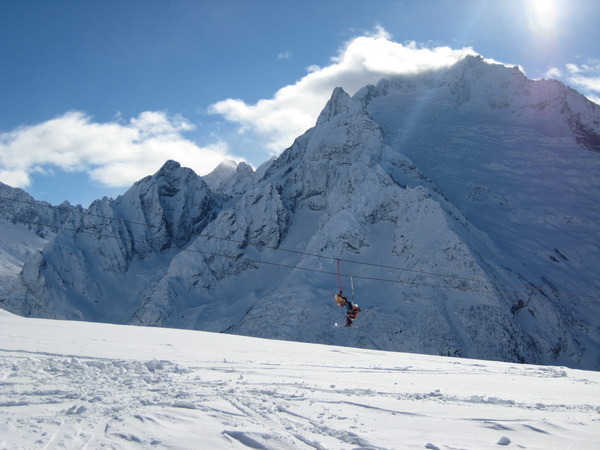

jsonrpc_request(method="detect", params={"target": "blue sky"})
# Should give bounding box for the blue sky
[1,0,599,206]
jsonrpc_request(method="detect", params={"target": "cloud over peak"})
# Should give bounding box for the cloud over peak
[0,28,488,196]
[209,28,477,153]
[546,59,600,104]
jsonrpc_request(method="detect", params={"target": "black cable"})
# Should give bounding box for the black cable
[2,194,599,302]
[1,212,598,307]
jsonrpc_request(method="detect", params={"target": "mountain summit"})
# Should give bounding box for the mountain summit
[2,56,599,369]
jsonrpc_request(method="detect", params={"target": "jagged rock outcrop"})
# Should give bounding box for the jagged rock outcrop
[4,161,221,321]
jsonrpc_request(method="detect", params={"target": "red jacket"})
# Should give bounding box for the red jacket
[347,306,361,319]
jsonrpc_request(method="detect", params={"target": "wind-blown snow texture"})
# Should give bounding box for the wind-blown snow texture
[1,309,599,449]
[1,56,600,370]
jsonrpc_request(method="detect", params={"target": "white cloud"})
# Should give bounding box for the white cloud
[570,74,600,92]
[565,63,582,74]
[209,27,477,153]
[548,59,600,104]
[545,67,562,78]
[0,111,242,189]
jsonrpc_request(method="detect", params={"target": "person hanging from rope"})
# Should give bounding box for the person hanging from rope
[334,259,347,308]
[334,291,361,327]
[334,259,362,327]
[335,290,347,308]
[345,302,361,327]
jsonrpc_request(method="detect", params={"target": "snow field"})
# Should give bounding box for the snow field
[1,310,599,449]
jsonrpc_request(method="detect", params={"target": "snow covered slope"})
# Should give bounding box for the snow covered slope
[0,182,81,304]
[1,56,599,370]
[3,161,221,322]
[1,309,599,449]
[361,56,600,301]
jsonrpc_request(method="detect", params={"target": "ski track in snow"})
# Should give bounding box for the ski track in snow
[0,351,599,449]
[1,311,600,449]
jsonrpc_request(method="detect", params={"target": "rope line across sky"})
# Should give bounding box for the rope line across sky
[1,196,598,307]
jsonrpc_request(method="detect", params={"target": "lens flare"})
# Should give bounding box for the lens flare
[526,0,561,35]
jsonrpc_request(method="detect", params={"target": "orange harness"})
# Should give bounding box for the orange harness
[335,292,347,307]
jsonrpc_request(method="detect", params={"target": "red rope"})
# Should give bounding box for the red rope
[337,258,343,294]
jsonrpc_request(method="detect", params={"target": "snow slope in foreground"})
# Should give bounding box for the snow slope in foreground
[0,309,598,449]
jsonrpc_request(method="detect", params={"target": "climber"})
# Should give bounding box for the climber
[335,290,347,308]
[344,303,361,327]
[334,290,361,327]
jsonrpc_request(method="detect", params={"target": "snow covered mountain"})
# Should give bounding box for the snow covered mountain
[0,183,82,304]
[2,162,220,322]
[1,55,599,370]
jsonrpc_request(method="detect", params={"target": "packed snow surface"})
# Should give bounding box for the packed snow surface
[1,309,598,449]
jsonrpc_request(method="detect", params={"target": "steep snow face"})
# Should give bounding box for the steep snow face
[218,86,588,368]
[112,160,220,253]
[206,161,256,200]
[0,182,78,241]
[359,56,600,357]
[130,80,597,368]
[4,161,222,322]
[202,159,238,191]
[130,180,290,329]
[361,55,600,152]
[0,221,48,303]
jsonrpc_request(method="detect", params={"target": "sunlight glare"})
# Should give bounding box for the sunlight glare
[527,0,561,34]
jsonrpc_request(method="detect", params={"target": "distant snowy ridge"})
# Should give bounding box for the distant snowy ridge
[0,182,82,302]
[3,161,221,322]
[1,55,599,370]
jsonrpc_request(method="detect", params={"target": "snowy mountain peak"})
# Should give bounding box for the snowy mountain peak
[134,159,202,195]
[358,55,600,153]
[235,161,254,176]
[0,181,80,238]
[203,159,238,191]
[116,161,218,251]
[315,86,358,126]
[203,160,256,199]
[158,158,183,172]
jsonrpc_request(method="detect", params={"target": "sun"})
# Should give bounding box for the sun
[526,0,561,34]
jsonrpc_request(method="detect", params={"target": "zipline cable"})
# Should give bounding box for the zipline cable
[1,194,599,303]
[3,193,599,301]
[1,213,598,308]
